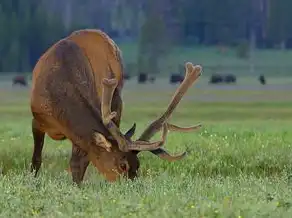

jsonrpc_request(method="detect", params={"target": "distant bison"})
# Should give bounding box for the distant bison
[149,76,156,83]
[224,74,236,83]
[209,74,223,84]
[123,73,131,80]
[12,75,27,86]
[258,75,266,85]
[137,73,155,84]
[138,73,148,84]
[209,73,236,84]
[170,74,184,84]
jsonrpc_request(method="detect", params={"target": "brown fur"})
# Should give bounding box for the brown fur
[30,29,203,185]
[30,30,138,184]
[66,29,124,125]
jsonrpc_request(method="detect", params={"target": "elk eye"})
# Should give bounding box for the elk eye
[119,163,128,172]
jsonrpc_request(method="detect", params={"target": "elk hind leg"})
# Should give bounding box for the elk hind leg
[31,119,45,177]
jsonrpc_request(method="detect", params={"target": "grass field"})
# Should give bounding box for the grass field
[118,44,292,77]
[1,75,292,217]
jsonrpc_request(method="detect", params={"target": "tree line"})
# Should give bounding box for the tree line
[1,0,292,73]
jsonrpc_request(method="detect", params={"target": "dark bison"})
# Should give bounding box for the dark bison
[170,74,184,84]
[224,74,236,83]
[209,73,236,84]
[149,76,156,83]
[12,75,27,86]
[138,73,148,84]
[137,73,156,83]
[123,73,131,80]
[30,29,203,186]
[258,75,266,85]
[209,74,224,84]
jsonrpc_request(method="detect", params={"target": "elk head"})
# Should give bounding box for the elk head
[88,62,203,182]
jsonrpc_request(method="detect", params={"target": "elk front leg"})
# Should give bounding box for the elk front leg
[69,145,89,186]
[31,118,45,177]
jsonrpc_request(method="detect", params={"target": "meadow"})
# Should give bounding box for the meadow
[118,43,292,77]
[0,73,292,218]
[1,44,292,217]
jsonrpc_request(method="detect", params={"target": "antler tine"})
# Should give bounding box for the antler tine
[135,62,202,161]
[149,123,187,161]
[101,78,164,152]
[101,78,118,124]
[150,149,187,161]
[138,62,203,142]
[167,123,202,132]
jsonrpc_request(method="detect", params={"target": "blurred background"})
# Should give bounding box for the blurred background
[0,0,292,102]
[1,1,292,215]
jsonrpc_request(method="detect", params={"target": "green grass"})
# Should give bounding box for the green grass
[3,45,292,79]
[118,44,292,77]
[1,80,292,217]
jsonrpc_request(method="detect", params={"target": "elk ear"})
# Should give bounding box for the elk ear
[124,123,136,139]
[93,132,112,152]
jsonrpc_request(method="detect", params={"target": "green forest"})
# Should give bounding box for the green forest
[0,0,292,73]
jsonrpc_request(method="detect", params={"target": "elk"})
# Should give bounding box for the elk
[30,29,203,185]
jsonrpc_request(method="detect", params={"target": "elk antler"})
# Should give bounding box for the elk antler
[137,62,203,160]
[124,123,136,139]
[101,78,164,152]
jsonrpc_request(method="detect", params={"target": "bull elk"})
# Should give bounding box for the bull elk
[30,29,203,185]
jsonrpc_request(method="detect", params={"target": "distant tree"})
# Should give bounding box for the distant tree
[137,0,169,75]
[0,0,67,72]
[236,39,250,59]
[267,0,292,49]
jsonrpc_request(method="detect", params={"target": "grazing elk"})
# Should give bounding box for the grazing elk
[12,75,27,86]
[30,29,203,185]
[170,74,184,84]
